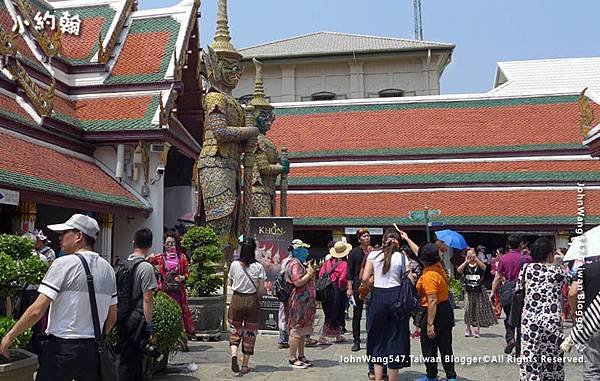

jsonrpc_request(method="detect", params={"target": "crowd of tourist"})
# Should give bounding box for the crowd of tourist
[1,213,599,381]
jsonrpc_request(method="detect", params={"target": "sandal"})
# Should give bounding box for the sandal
[298,355,313,367]
[318,337,330,345]
[335,336,347,343]
[240,365,250,374]
[288,358,308,369]
[231,356,239,373]
[305,338,318,347]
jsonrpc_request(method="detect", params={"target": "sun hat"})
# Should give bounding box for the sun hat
[48,214,100,238]
[329,241,352,259]
[33,229,49,243]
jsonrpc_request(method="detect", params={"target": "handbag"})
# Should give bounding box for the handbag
[163,254,181,292]
[76,254,119,381]
[358,251,380,301]
[315,261,341,302]
[392,254,420,321]
[498,255,525,307]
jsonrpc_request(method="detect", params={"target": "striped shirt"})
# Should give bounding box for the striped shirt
[570,291,600,345]
[38,251,117,339]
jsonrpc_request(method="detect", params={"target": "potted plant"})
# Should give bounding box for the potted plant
[0,234,48,381]
[181,226,224,339]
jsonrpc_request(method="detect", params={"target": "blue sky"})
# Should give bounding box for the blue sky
[140,0,600,94]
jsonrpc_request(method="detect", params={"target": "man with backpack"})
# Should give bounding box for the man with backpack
[117,228,158,381]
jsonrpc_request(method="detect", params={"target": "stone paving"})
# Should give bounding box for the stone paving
[154,307,584,381]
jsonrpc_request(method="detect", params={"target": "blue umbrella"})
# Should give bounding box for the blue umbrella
[434,229,468,250]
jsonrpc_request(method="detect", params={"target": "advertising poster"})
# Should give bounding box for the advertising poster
[250,217,293,330]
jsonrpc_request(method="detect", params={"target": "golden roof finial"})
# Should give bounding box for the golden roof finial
[209,0,241,60]
[249,58,272,109]
[578,87,595,138]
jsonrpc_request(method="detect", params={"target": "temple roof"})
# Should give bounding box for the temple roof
[288,158,600,188]
[278,188,600,229]
[270,93,596,160]
[0,126,150,215]
[0,0,202,157]
[240,31,454,60]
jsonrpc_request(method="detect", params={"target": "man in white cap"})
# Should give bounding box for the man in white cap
[0,214,117,381]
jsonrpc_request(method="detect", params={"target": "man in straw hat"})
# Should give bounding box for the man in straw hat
[0,214,117,381]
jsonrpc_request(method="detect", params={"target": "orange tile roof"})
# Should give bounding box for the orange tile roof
[0,93,35,124]
[61,17,105,60]
[291,160,600,178]
[270,95,598,158]
[52,95,158,131]
[0,130,147,211]
[277,190,600,226]
[112,31,170,76]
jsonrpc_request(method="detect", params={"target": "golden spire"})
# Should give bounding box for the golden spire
[249,58,273,109]
[210,0,241,60]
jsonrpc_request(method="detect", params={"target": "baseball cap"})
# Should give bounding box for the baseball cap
[48,214,100,238]
[291,239,310,250]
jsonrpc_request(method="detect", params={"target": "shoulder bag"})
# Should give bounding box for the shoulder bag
[510,263,528,356]
[239,261,259,294]
[499,255,524,307]
[76,254,119,381]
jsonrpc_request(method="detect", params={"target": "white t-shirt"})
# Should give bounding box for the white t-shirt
[38,251,117,339]
[228,261,266,294]
[367,250,406,288]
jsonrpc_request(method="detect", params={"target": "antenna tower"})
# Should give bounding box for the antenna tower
[413,0,423,40]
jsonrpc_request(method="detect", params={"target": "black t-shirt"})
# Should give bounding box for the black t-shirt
[464,264,484,292]
[346,246,368,291]
[582,262,600,310]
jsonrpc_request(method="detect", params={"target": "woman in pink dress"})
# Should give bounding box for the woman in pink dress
[149,230,195,338]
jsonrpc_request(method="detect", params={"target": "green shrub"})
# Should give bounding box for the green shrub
[182,226,224,297]
[0,234,34,260]
[449,277,465,302]
[152,292,185,355]
[0,317,31,349]
[17,256,47,285]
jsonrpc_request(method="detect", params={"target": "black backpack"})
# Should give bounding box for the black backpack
[274,261,295,302]
[315,261,341,302]
[115,257,146,329]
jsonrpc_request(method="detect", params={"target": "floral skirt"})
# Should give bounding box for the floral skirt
[464,288,498,328]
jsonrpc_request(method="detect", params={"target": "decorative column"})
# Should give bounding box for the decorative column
[331,228,345,242]
[14,201,36,233]
[97,213,114,263]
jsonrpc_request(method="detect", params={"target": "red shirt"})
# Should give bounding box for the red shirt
[497,249,532,282]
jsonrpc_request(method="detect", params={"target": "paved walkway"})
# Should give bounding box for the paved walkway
[155,308,584,381]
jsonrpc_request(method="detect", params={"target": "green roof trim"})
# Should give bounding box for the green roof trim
[293,216,600,227]
[288,143,584,159]
[0,169,147,210]
[275,94,580,116]
[53,95,160,131]
[289,171,600,186]
[57,5,117,65]
[105,16,180,85]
